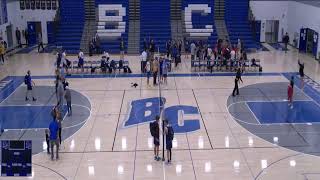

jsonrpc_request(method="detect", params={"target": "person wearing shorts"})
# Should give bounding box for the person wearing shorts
[145,60,151,86]
[150,116,160,161]
[25,70,37,101]
[165,120,174,164]
[162,60,169,85]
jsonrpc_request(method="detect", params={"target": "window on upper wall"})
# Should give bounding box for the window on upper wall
[30,0,35,10]
[25,0,30,9]
[46,0,51,10]
[52,0,57,10]
[41,0,46,10]
[36,0,40,9]
[20,0,58,10]
[20,0,25,10]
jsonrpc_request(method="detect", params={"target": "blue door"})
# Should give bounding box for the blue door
[299,28,307,53]
[313,31,318,57]
[47,21,55,44]
[27,22,37,45]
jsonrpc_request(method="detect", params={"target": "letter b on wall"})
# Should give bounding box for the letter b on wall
[97,4,126,38]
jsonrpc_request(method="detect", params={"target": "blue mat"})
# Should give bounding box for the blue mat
[247,101,320,124]
[0,105,67,130]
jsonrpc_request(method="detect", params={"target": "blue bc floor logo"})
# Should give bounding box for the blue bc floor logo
[123,97,200,133]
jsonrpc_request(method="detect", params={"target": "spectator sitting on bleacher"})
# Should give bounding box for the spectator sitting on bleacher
[89,42,94,56]
[103,51,110,61]
[110,60,116,73]
[78,49,84,72]
[149,39,156,59]
[207,45,213,61]
[251,58,259,67]
[166,40,171,59]
[100,56,108,73]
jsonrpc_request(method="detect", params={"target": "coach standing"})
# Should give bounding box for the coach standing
[283,33,290,53]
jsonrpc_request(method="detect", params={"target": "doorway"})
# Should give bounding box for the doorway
[27,21,42,46]
[300,28,318,58]
[6,25,13,49]
[265,20,279,43]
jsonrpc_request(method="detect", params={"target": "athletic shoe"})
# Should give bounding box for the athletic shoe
[32,98,37,101]
[156,156,161,161]
[25,97,29,101]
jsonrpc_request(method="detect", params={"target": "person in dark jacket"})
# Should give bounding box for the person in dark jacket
[16,28,21,48]
[150,115,160,161]
[283,33,290,53]
[232,77,240,96]
[165,120,174,164]
[298,60,305,88]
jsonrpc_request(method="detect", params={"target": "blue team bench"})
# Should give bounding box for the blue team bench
[70,59,130,74]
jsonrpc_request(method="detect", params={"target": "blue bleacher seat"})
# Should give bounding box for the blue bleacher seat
[225,0,260,49]
[140,0,171,53]
[56,0,85,54]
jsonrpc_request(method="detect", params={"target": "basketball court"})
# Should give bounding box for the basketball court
[0,47,319,180]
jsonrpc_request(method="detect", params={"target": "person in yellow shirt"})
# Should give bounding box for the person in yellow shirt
[0,41,5,64]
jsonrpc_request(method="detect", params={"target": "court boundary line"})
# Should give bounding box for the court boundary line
[112,90,126,151]
[1,104,91,131]
[245,102,262,125]
[228,100,320,126]
[192,89,214,149]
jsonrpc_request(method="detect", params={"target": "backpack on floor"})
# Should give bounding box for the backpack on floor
[127,67,132,73]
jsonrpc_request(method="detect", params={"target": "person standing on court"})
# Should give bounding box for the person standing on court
[65,85,72,116]
[25,70,37,101]
[24,29,29,46]
[152,58,159,86]
[37,32,44,53]
[145,60,151,86]
[165,120,174,164]
[15,28,22,48]
[283,33,290,53]
[236,68,243,83]
[298,60,305,89]
[0,41,5,65]
[288,77,294,108]
[57,77,65,113]
[190,42,196,61]
[162,59,169,85]
[232,77,240,97]
[56,111,63,145]
[150,39,156,59]
[45,129,50,154]
[120,38,125,60]
[49,116,59,160]
[150,115,160,161]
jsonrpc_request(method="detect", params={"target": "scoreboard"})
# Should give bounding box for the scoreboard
[1,140,32,177]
